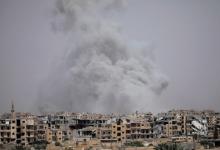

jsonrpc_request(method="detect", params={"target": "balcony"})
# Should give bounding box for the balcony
[27,134,35,138]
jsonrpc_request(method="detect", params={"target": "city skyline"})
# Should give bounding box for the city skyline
[0,100,219,149]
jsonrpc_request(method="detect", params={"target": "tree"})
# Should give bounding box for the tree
[155,143,183,150]
[125,141,144,147]
[55,141,61,146]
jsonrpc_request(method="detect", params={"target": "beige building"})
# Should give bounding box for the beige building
[165,120,182,137]
[96,118,153,144]
[0,102,38,146]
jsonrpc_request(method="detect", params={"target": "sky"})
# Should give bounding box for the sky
[0,0,220,113]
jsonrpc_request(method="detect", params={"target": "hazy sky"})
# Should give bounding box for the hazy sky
[0,0,220,113]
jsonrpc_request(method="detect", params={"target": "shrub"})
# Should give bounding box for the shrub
[155,143,183,150]
[125,141,144,147]
[55,141,61,146]
[87,146,93,150]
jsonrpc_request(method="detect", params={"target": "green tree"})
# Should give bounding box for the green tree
[155,143,183,150]
[125,141,144,147]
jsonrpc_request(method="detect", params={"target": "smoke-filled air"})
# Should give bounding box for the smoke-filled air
[37,0,168,113]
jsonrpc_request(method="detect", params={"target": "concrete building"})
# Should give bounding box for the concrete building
[0,102,37,146]
[91,118,153,144]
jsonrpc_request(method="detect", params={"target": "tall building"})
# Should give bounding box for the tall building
[0,102,38,146]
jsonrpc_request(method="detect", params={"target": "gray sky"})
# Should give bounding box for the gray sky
[0,0,220,113]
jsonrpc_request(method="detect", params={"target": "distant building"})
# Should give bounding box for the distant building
[1,102,220,148]
[0,102,37,146]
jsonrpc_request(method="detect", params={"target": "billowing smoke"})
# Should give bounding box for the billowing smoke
[38,0,168,113]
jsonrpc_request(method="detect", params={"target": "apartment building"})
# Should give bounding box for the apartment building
[154,110,209,139]
[0,117,15,144]
[0,103,38,146]
[165,120,182,137]
[95,118,154,144]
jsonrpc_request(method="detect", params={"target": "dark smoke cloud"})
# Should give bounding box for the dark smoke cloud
[38,0,168,113]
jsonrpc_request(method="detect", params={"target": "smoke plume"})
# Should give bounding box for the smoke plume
[38,0,168,113]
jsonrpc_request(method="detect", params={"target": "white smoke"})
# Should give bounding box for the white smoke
[38,0,168,113]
